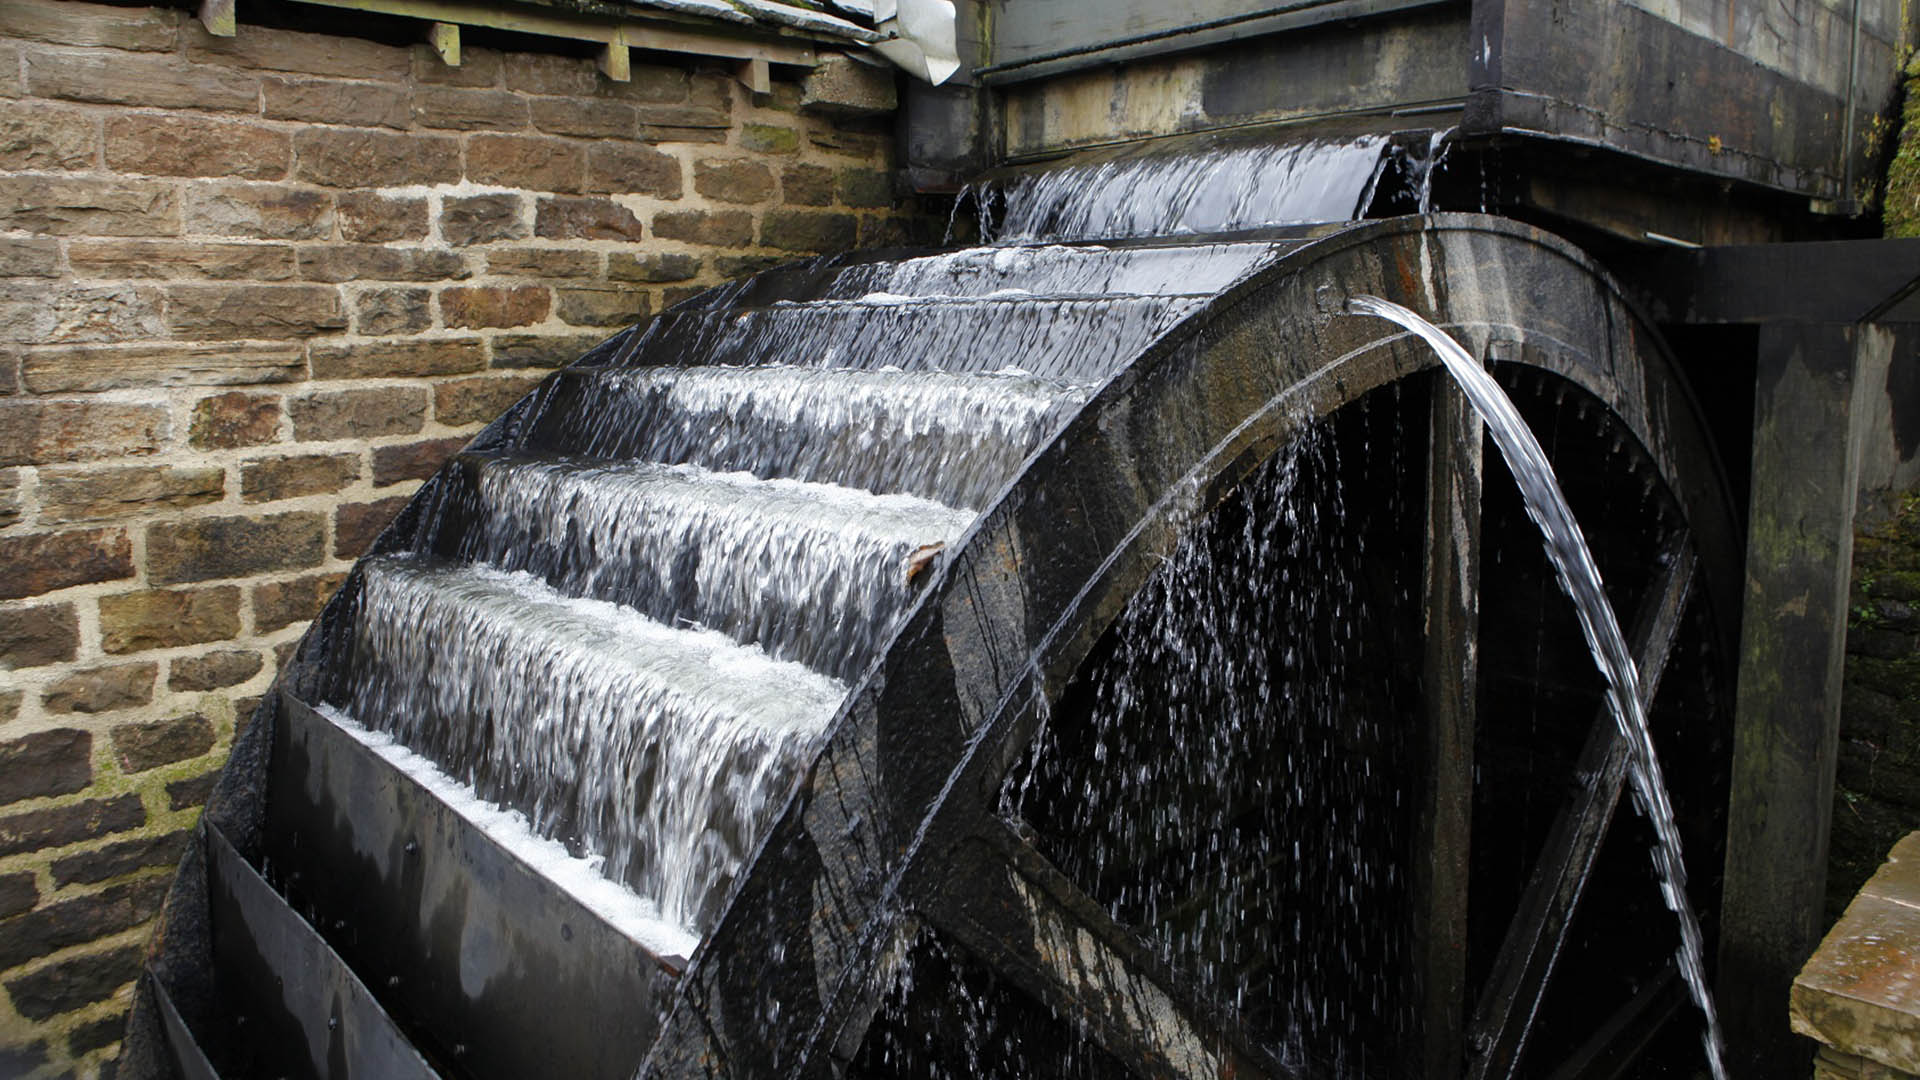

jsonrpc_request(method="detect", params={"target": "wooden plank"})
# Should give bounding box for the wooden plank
[738,57,771,94]
[1717,323,1879,1079]
[1543,966,1684,1080]
[1466,531,1695,1080]
[1413,379,1484,1079]
[199,0,236,36]
[284,0,818,65]
[598,34,631,81]
[428,21,460,66]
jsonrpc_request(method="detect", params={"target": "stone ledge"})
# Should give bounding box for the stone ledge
[1795,831,1920,1075]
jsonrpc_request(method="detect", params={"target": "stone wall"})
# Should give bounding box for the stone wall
[0,1,921,1072]
[1830,486,1920,922]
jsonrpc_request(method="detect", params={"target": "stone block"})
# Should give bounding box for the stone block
[0,794,144,858]
[166,772,218,812]
[800,52,897,117]
[0,43,14,98]
[414,86,529,131]
[0,875,33,921]
[781,164,833,206]
[607,252,700,283]
[169,649,263,692]
[0,104,96,171]
[637,107,731,144]
[372,436,467,486]
[39,465,224,523]
[67,239,296,282]
[468,134,586,193]
[296,245,468,284]
[167,283,345,340]
[353,286,432,336]
[294,128,460,188]
[835,167,893,208]
[0,528,133,599]
[0,237,58,278]
[288,386,427,439]
[529,98,637,139]
[485,248,600,279]
[441,194,527,246]
[99,587,241,654]
[0,176,177,236]
[608,63,690,105]
[489,332,606,370]
[69,1013,125,1057]
[760,209,856,252]
[4,943,145,1020]
[0,604,79,669]
[188,391,281,450]
[104,115,289,180]
[0,471,16,529]
[0,730,89,805]
[441,284,550,329]
[584,142,682,197]
[110,714,216,773]
[25,49,258,113]
[41,663,154,715]
[181,182,332,240]
[44,285,165,345]
[335,192,427,243]
[253,571,347,633]
[741,123,801,154]
[503,53,599,97]
[146,512,325,585]
[51,830,191,888]
[555,287,649,328]
[19,342,304,393]
[0,693,16,724]
[0,402,167,467]
[435,374,542,426]
[264,77,411,130]
[714,254,784,279]
[0,0,179,51]
[535,197,644,241]
[411,44,501,87]
[184,20,410,80]
[335,496,410,559]
[652,209,752,247]
[1795,831,1920,1073]
[695,158,776,204]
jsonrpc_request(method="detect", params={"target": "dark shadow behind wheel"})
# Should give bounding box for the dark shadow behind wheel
[640,215,1741,1080]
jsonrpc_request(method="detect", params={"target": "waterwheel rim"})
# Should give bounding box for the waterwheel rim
[644,213,1743,1079]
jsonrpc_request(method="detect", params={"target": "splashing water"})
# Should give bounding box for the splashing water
[1345,295,1728,1079]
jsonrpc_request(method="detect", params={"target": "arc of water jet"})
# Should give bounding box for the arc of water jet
[1344,294,1729,1080]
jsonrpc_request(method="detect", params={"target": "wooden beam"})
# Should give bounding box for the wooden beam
[1717,322,1883,1079]
[737,57,771,94]
[427,21,460,66]
[285,0,818,65]
[199,0,237,37]
[598,33,631,82]
[1414,378,1484,1079]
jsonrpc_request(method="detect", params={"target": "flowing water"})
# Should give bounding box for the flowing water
[1345,295,1729,1079]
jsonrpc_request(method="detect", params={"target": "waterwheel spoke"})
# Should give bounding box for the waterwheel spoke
[1415,379,1484,1079]
[1465,529,1697,1080]
[1541,965,1684,1080]
[918,817,1279,1080]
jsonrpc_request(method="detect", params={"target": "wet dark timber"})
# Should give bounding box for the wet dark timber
[128,208,1743,1080]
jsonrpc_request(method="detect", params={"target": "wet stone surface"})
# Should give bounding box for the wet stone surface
[1795,831,1920,1075]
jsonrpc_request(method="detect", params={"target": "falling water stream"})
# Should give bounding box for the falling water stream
[1345,295,1729,1079]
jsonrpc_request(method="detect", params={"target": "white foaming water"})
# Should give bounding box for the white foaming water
[1346,295,1728,1079]
[316,703,702,962]
[631,292,1203,384]
[552,365,1093,508]
[439,456,975,680]
[339,557,846,936]
[830,242,1288,301]
[980,135,1389,242]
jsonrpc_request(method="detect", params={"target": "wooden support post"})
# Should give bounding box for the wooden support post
[738,57,771,95]
[1718,323,1882,1079]
[1414,380,1483,1079]
[428,22,460,66]
[199,0,237,36]
[598,32,631,82]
